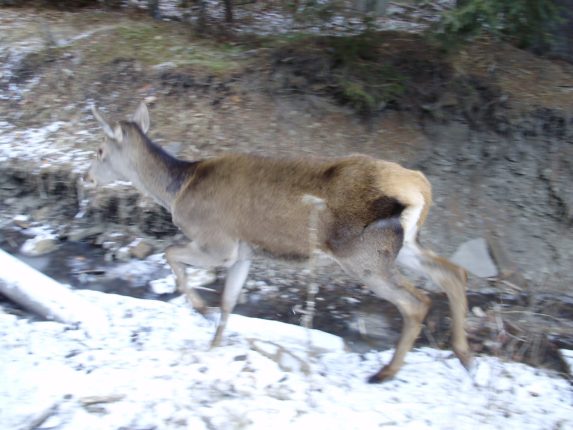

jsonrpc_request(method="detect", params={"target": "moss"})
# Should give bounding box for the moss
[336,67,406,114]
[338,81,377,113]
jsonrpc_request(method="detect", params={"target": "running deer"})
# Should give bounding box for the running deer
[87,102,473,382]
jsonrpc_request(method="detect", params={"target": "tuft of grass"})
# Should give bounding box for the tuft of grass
[89,22,248,74]
[256,32,315,49]
[328,34,407,114]
[338,80,377,113]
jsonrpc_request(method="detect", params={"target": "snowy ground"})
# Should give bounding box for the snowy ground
[1,284,572,430]
[130,0,456,36]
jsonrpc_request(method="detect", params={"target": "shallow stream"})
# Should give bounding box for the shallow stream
[3,226,573,375]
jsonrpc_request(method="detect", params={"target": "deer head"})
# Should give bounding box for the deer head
[87,102,150,186]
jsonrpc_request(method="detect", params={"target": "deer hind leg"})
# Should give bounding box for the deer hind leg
[397,241,473,369]
[336,218,431,383]
[366,271,431,383]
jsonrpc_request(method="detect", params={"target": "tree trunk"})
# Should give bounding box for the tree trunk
[0,249,108,336]
[223,0,233,23]
[195,0,207,34]
[148,0,161,20]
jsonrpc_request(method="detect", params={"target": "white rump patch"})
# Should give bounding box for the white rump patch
[400,192,424,244]
[396,242,424,273]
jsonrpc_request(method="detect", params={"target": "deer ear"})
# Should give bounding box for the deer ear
[132,102,150,134]
[114,124,124,143]
[91,105,115,139]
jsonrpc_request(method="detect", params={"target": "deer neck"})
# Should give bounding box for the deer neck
[127,138,194,211]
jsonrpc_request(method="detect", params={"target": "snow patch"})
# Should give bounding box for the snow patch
[0,120,93,173]
[1,285,571,430]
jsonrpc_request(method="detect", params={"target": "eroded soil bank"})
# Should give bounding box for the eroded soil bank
[1,6,572,372]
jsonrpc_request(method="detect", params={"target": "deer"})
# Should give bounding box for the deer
[87,102,473,383]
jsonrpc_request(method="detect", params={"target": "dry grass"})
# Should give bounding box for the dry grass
[451,36,573,115]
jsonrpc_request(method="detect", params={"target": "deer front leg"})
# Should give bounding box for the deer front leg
[164,238,238,314]
[211,258,251,348]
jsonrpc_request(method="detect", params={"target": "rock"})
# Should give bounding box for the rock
[485,232,528,289]
[450,238,498,278]
[152,61,176,71]
[129,239,154,259]
[67,226,105,241]
[96,231,127,246]
[20,235,58,256]
[186,267,216,288]
[32,206,52,222]
[150,268,216,295]
[115,246,131,262]
[143,95,157,105]
[13,214,31,229]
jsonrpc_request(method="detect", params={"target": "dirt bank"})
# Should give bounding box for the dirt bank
[1,6,572,368]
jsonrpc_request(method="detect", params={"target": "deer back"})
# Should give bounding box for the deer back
[172,154,408,259]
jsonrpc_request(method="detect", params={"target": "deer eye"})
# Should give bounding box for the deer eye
[97,148,103,159]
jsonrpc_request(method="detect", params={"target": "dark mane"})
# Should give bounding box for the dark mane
[123,121,198,195]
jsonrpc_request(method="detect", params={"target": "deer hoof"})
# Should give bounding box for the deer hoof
[196,306,209,316]
[367,366,397,384]
[455,349,474,371]
[210,332,223,349]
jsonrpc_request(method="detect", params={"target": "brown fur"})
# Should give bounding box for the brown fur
[173,154,418,259]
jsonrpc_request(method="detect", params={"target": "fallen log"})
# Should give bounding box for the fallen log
[0,248,108,336]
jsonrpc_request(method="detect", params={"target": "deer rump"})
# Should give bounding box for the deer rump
[172,153,410,262]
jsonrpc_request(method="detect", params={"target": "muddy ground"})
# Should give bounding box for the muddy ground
[0,5,572,372]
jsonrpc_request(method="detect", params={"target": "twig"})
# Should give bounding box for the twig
[79,394,125,406]
[248,339,311,375]
[300,195,326,331]
[499,309,567,323]
[22,401,58,430]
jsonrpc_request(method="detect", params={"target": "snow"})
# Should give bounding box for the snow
[127,0,455,36]
[1,264,572,430]
[0,119,94,173]
[150,267,217,295]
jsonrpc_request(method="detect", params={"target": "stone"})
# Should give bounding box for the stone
[151,62,176,71]
[115,246,131,262]
[186,267,216,288]
[450,238,498,278]
[13,214,31,229]
[32,206,52,222]
[67,226,105,241]
[129,239,154,259]
[20,235,58,256]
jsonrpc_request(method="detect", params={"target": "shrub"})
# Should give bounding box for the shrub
[434,0,562,49]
